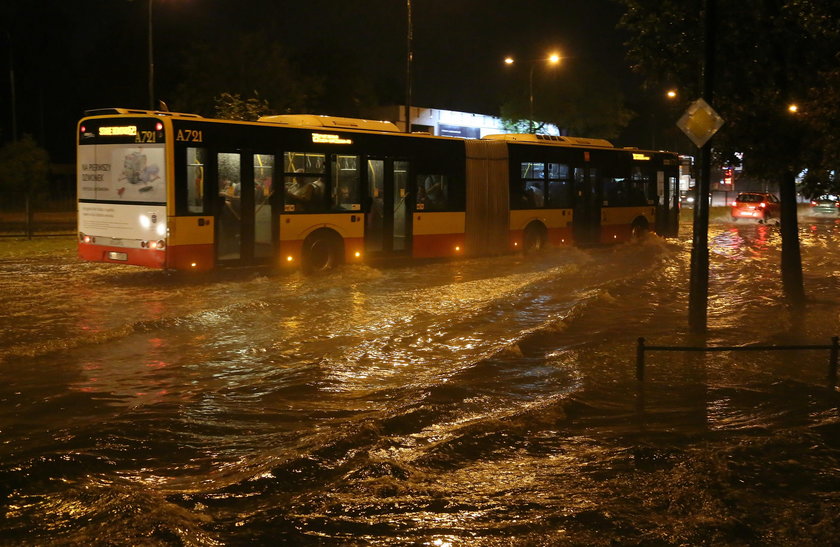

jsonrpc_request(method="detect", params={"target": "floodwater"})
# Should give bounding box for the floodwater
[2,212,839,545]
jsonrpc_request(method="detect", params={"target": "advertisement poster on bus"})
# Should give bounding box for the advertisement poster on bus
[78,202,167,242]
[78,143,166,204]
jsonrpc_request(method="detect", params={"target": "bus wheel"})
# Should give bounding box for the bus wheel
[631,218,649,240]
[302,231,343,273]
[523,223,547,253]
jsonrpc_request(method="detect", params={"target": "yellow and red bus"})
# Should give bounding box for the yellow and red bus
[77,108,679,272]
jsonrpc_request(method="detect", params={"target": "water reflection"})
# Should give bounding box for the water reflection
[711,224,775,261]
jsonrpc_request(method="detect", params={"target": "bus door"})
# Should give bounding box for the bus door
[572,165,601,244]
[215,151,276,263]
[655,166,680,237]
[366,158,411,253]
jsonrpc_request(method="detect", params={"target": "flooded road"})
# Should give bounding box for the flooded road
[2,213,839,545]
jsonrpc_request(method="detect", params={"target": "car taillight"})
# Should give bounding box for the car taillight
[759,202,767,208]
[811,201,818,206]
[731,201,737,206]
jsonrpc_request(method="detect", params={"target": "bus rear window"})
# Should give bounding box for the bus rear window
[78,143,166,203]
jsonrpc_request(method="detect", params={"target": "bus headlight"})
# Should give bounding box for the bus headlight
[156,222,166,236]
[139,214,151,229]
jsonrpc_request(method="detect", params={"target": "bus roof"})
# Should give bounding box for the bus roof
[83,107,203,119]
[258,114,401,133]
[482,133,614,148]
[81,109,651,149]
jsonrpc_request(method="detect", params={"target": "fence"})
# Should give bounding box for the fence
[0,193,75,238]
[636,336,840,389]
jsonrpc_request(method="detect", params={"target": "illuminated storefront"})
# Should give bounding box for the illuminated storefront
[364,105,562,138]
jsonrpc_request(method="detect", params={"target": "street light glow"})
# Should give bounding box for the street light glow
[502,52,564,134]
[666,89,677,99]
[788,103,799,113]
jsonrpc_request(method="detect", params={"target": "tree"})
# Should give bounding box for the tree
[214,92,272,121]
[0,134,50,238]
[798,169,838,200]
[0,134,50,203]
[618,0,840,306]
[618,0,839,180]
[500,63,634,139]
[171,32,323,117]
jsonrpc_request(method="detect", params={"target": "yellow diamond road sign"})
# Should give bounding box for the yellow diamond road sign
[677,98,724,148]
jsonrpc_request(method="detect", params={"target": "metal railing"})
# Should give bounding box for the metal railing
[636,336,840,389]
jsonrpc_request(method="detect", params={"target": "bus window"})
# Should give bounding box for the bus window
[186,147,206,213]
[254,154,274,200]
[547,163,571,208]
[367,160,385,251]
[394,161,409,250]
[517,162,545,209]
[602,174,627,206]
[416,174,448,211]
[218,152,242,260]
[284,152,326,212]
[219,153,241,198]
[630,166,651,206]
[332,155,361,211]
[254,154,274,258]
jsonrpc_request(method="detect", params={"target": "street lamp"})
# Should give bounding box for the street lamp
[504,53,561,133]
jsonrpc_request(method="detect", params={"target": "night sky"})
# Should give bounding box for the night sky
[1,0,647,164]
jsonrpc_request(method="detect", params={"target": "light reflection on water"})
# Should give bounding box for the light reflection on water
[1,216,839,544]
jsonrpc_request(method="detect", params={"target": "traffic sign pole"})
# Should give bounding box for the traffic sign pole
[689,142,711,333]
[687,0,717,335]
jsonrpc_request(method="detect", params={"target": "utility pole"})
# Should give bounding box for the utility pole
[8,31,17,142]
[148,0,155,110]
[404,0,413,133]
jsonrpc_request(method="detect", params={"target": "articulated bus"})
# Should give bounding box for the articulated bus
[77,108,680,272]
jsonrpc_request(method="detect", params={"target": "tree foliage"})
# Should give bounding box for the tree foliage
[0,135,50,200]
[172,32,323,117]
[500,63,634,139]
[214,92,272,121]
[617,0,840,190]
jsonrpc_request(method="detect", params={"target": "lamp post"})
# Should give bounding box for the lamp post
[148,0,154,110]
[405,0,412,133]
[665,88,679,150]
[505,53,561,133]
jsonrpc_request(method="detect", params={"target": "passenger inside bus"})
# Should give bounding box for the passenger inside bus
[285,169,325,211]
[525,180,545,208]
[416,174,447,210]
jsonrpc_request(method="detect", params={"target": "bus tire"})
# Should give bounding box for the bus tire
[302,230,343,274]
[631,217,649,240]
[523,222,547,253]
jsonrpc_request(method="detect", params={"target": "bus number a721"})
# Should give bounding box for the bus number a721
[176,129,204,143]
[135,131,157,143]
